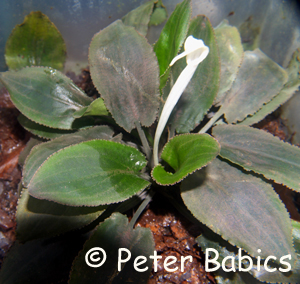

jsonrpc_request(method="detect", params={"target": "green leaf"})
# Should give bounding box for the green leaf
[214,20,243,104]
[215,270,262,284]
[220,49,288,123]
[197,229,257,283]
[197,226,288,284]
[292,220,300,253]
[18,114,78,139]
[238,85,299,126]
[213,124,300,191]
[152,133,219,185]
[16,187,106,242]
[248,220,300,283]
[5,11,66,71]
[122,0,155,36]
[181,158,295,261]
[22,125,114,187]
[69,213,154,284]
[239,48,300,125]
[28,140,150,206]
[197,227,238,266]
[0,67,92,129]
[198,219,300,283]
[197,230,244,283]
[89,20,160,132]
[18,137,41,166]
[250,258,300,282]
[238,16,260,51]
[154,0,191,89]
[0,234,86,284]
[167,15,220,133]
[149,0,167,26]
[73,98,109,118]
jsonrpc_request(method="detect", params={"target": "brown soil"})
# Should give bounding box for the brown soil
[136,195,215,284]
[0,87,28,266]
[66,69,99,99]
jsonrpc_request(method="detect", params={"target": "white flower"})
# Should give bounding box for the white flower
[153,36,209,166]
[170,35,209,67]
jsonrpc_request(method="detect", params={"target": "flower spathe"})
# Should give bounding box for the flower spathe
[153,36,209,166]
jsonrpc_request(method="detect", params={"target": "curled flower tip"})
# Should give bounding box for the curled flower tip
[153,36,209,166]
[170,35,209,67]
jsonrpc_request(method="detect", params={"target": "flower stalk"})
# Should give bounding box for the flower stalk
[198,108,223,134]
[153,36,209,166]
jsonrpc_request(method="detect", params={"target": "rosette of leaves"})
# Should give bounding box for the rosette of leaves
[0,1,300,283]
